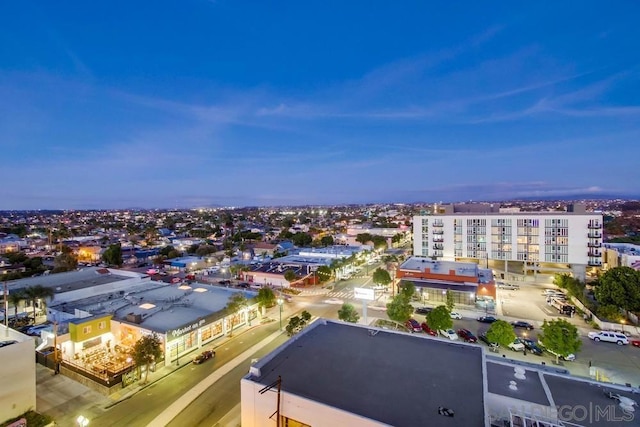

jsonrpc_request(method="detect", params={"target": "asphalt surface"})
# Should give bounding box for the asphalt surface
[38,254,640,426]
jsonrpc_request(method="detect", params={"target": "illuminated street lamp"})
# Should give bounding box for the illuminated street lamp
[77,415,90,427]
[277,298,284,331]
[621,319,626,334]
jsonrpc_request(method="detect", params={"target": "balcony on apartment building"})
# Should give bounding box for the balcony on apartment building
[588,260,602,266]
[587,232,602,238]
[587,222,602,229]
[587,251,602,257]
[433,243,444,250]
[587,242,602,248]
[432,230,444,235]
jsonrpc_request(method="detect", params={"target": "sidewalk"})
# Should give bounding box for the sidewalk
[36,320,274,426]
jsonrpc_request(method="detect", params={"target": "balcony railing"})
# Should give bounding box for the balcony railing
[432,230,444,235]
[588,252,602,257]
[588,223,602,229]
[587,242,601,248]
[588,260,602,266]
[433,244,444,250]
[587,233,602,239]
[432,221,444,227]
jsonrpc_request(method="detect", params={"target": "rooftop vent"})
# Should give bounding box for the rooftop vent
[509,380,518,391]
[514,367,526,380]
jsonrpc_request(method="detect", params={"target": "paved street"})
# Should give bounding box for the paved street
[35,260,640,426]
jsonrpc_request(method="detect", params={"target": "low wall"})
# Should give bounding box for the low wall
[571,297,639,336]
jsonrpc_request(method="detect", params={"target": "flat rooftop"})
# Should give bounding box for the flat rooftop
[400,257,480,278]
[58,281,256,333]
[247,320,485,426]
[6,267,131,294]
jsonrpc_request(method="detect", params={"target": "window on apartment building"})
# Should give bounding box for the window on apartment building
[98,321,106,330]
[83,326,92,334]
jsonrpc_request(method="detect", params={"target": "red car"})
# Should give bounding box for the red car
[421,322,437,336]
[456,328,478,343]
[405,319,422,333]
[631,340,640,348]
[193,350,216,364]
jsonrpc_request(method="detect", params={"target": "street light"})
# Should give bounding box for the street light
[277,298,284,331]
[77,415,90,427]
[621,319,626,334]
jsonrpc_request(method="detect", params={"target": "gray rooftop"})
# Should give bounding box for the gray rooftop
[247,320,485,426]
[400,257,480,278]
[57,281,256,334]
[543,374,640,427]
[487,360,551,406]
[6,267,131,294]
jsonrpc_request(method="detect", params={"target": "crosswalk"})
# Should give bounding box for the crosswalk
[327,290,354,299]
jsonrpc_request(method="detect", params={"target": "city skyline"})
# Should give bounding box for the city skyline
[2,2,640,210]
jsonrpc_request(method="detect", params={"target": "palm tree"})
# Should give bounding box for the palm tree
[23,285,55,322]
[7,290,25,321]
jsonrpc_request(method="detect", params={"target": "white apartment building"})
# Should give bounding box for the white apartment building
[413,204,603,281]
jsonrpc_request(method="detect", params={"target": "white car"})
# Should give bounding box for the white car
[588,331,629,345]
[508,338,525,352]
[450,312,462,319]
[439,329,459,340]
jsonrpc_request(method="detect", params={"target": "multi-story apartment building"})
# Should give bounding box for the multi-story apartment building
[413,204,603,281]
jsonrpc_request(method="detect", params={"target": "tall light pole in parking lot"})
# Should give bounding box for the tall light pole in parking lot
[277,298,284,331]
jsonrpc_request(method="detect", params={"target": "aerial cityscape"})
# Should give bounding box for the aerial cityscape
[2,2,640,427]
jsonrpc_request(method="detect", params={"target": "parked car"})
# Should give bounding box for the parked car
[508,338,525,352]
[439,329,459,340]
[415,306,432,315]
[588,331,629,345]
[631,340,640,348]
[521,338,544,355]
[405,319,422,333]
[218,280,232,285]
[478,333,499,351]
[510,321,534,330]
[193,350,216,364]
[477,316,497,323]
[456,328,477,343]
[450,312,462,320]
[0,340,18,348]
[421,322,437,336]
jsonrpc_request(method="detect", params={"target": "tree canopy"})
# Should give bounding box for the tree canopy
[538,319,582,363]
[320,235,334,247]
[338,303,360,323]
[445,290,455,312]
[291,232,312,247]
[102,243,123,267]
[426,305,452,331]
[355,233,372,245]
[594,266,640,312]
[256,287,276,308]
[486,320,516,347]
[226,292,249,336]
[284,270,297,283]
[386,291,414,323]
[131,333,163,383]
[372,268,392,286]
[316,265,332,283]
[54,252,77,272]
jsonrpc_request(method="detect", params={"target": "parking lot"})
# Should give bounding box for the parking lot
[410,281,640,387]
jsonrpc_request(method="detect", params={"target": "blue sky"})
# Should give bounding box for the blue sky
[1,1,640,209]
